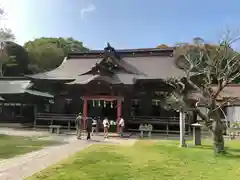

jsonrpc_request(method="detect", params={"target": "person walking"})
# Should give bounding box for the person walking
[86,117,93,140]
[118,116,125,138]
[75,113,82,139]
[103,117,109,138]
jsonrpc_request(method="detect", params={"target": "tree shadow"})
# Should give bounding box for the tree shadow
[189,144,240,159]
[221,152,240,159]
[225,147,240,153]
[188,144,213,150]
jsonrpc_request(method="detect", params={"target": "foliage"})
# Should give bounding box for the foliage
[27,140,240,180]
[156,44,169,48]
[3,41,30,76]
[161,36,240,153]
[24,37,89,73]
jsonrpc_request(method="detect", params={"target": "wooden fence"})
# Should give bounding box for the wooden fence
[34,113,191,134]
[126,116,191,135]
[34,113,77,130]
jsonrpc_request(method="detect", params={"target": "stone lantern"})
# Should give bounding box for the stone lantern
[192,123,202,145]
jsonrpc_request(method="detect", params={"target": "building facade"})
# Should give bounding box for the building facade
[23,45,190,132]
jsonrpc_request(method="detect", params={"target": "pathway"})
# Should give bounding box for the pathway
[0,127,50,137]
[0,135,136,180]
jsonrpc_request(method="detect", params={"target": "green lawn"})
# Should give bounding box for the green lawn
[27,140,240,180]
[0,134,59,159]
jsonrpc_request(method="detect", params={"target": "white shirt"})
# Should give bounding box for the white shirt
[76,115,82,120]
[103,119,109,128]
[119,118,124,127]
[92,119,97,125]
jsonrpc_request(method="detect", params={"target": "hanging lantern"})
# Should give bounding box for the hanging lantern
[111,101,113,108]
[104,101,106,108]
[93,100,95,107]
[98,100,101,107]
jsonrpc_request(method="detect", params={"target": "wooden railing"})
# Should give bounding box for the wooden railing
[34,113,192,135]
[126,116,191,134]
[127,116,181,124]
[35,113,77,130]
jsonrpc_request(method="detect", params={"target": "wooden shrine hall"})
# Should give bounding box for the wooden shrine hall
[24,44,190,133]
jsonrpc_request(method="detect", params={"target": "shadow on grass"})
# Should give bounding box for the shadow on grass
[189,144,240,159]
[189,144,213,150]
[220,152,240,159]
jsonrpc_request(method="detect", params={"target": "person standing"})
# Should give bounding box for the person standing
[91,117,97,136]
[86,117,93,140]
[103,117,109,138]
[118,116,125,138]
[75,113,82,139]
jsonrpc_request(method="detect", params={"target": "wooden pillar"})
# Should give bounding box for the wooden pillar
[83,98,88,129]
[33,104,37,129]
[117,98,122,133]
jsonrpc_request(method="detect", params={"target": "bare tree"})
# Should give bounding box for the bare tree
[162,35,240,153]
[0,8,15,76]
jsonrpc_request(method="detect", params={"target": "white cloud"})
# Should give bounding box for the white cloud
[80,4,96,19]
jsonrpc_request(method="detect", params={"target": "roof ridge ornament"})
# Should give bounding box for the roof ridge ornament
[104,42,115,52]
[103,42,121,62]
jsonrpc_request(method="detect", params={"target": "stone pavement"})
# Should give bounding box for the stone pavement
[0,135,136,180]
[0,127,50,137]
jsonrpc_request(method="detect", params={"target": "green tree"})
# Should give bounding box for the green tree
[161,36,240,153]
[3,41,30,76]
[24,37,89,73]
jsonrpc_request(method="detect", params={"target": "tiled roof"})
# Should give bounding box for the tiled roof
[0,80,54,98]
[185,85,240,103]
[0,80,31,94]
[68,74,135,85]
[67,75,99,84]
[26,57,101,80]
[26,47,185,85]
[25,89,54,98]
[212,85,240,98]
[124,56,184,79]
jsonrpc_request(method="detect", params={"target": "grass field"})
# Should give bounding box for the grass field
[0,134,59,159]
[27,140,240,180]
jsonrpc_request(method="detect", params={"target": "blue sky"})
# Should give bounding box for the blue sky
[1,0,240,49]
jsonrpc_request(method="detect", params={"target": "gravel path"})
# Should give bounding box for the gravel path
[0,135,136,180]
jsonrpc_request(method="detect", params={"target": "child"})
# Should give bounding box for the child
[92,117,97,136]
[118,116,125,137]
[103,117,109,138]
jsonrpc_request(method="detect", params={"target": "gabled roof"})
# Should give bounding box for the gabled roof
[0,79,54,98]
[25,57,101,81]
[26,44,184,85]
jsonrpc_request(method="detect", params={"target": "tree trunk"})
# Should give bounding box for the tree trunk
[212,120,225,153]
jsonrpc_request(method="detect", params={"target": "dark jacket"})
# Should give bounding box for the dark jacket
[86,118,93,131]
